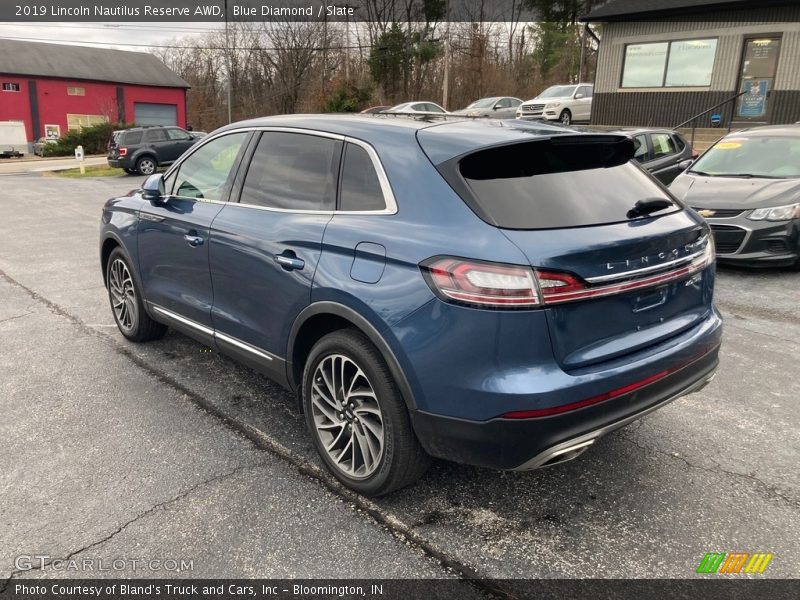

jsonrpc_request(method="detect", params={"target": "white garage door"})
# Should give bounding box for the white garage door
[134,103,178,126]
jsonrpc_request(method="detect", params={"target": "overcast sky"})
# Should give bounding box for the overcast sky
[0,22,222,52]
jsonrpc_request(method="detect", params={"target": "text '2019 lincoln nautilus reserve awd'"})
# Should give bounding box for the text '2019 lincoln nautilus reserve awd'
[100,115,722,496]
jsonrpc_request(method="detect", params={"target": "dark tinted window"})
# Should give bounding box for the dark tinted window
[240,132,340,211]
[123,131,143,145]
[632,134,650,162]
[144,129,168,142]
[339,144,385,211]
[457,139,677,229]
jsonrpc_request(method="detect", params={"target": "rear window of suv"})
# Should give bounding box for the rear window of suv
[453,137,679,229]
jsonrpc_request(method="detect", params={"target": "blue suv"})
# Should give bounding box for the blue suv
[100,115,722,496]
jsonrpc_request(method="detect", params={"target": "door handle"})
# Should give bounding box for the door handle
[275,253,305,271]
[184,234,204,247]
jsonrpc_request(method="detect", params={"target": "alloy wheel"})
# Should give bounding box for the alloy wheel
[560,110,571,125]
[138,158,156,175]
[108,258,137,333]
[310,354,384,479]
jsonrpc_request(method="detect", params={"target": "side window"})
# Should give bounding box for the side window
[498,98,512,108]
[509,98,522,107]
[167,128,192,141]
[652,133,677,159]
[239,132,340,211]
[672,134,686,152]
[144,129,168,143]
[339,143,386,212]
[632,134,650,163]
[172,132,248,201]
[123,131,142,145]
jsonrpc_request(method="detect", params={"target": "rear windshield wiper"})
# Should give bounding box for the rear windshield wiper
[627,197,674,219]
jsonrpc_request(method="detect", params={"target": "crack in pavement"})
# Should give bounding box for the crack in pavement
[0,462,268,592]
[618,430,800,510]
[0,269,511,599]
[722,319,800,348]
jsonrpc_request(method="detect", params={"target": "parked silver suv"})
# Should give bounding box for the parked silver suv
[517,84,593,125]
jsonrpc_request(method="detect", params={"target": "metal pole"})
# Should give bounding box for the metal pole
[225,0,232,124]
[345,9,350,82]
[578,24,586,83]
[442,0,450,109]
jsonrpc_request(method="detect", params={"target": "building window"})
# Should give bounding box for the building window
[67,87,86,96]
[67,114,108,131]
[622,38,718,88]
[2,83,20,92]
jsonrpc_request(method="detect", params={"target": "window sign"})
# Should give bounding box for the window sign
[622,43,668,87]
[665,39,717,86]
[738,80,769,118]
[622,39,717,88]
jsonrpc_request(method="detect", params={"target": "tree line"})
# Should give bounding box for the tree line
[150,0,599,131]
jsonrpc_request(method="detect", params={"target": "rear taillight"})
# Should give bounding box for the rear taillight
[421,241,714,310]
[118,147,128,157]
[422,258,539,307]
[691,148,699,159]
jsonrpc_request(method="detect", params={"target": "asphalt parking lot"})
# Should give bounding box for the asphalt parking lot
[1,173,798,585]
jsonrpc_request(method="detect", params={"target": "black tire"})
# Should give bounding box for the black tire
[136,155,157,176]
[559,109,572,126]
[303,329,430,496]
[106,248,167,342]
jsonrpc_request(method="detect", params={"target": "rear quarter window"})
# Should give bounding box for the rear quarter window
[339,143,386,211]
[451,137,679,229]
[123,131,142,145]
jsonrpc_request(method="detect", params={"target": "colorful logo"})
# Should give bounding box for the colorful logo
[696,552,773,574]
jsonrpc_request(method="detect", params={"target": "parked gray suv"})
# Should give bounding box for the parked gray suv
[108,126,201,175]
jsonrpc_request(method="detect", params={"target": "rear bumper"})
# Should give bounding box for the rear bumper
[107,157,131,169]
[410,344,719,471]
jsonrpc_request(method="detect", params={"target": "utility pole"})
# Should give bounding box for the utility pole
[224,0,232,124]
[344,7,350,82]
[442,0,450,109]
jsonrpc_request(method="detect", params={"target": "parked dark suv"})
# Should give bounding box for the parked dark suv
[100,115,722,496]
[108,126,200,175]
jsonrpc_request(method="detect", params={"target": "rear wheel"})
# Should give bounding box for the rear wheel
[106,248,166,342]
[303,330,430,496]
[136,156,157,176]
[559,109,572,126]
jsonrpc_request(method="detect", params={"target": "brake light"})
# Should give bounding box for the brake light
[691,148,699,159]
[118,147,128,157]
[423,258,539,307]
[421,240,714,310]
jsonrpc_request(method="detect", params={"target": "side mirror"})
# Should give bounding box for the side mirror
[575,93,585,99]
[678,159,694,170]
[493,104,502,110]
[141,173,166,203]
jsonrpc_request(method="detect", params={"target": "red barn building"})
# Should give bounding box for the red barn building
[0,39,190,149]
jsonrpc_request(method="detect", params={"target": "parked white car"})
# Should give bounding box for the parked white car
[386,101,448,115]
[517,84,593,125]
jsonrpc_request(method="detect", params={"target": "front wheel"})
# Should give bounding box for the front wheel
[106,248,167,342]
[559,109,572,125]
[303,330,430,496]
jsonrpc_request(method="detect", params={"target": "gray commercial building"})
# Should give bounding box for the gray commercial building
[583,0,800,128]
